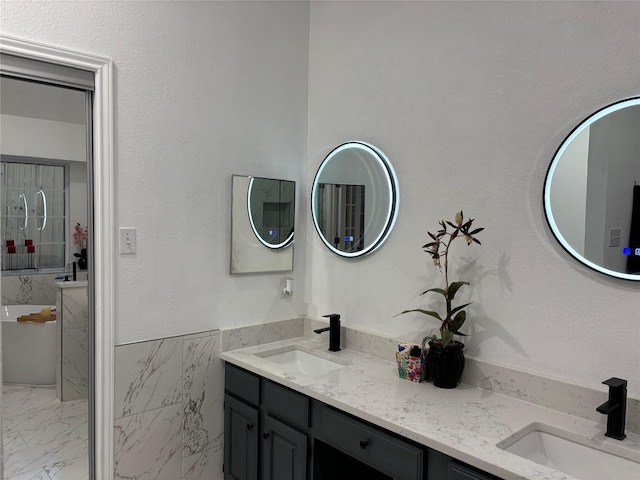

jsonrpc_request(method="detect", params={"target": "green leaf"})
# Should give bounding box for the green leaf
[396,309,443,321]
[447,281,469,300]
[449,302,471,317]
[421,287,447,297]
[441,330,454,348]
[449,310,466,333]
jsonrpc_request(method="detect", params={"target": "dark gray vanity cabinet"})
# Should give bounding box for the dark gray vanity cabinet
[224,364,260,480]
[448,462,500,480]
[224,363,310,480]
[428,449,502,480]
[224,362,503,480]
[261,380,310,480]
[313,403,423,480]
[262,414,307,480]
[224,394,259,480]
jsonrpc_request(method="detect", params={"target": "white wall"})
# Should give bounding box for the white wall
[0,1,310,343]
[306,1,640,395]
[2,1,639,396]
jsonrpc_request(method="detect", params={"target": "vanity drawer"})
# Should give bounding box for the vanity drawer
[225,363,260,406]
[263,380,309,429]
[313,404,423,480]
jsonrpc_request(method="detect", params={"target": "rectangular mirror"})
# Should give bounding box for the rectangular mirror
[230,175,295,274]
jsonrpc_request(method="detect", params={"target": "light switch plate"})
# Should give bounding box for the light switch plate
[120,227,137,254]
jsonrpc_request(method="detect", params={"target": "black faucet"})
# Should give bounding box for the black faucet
[314,314,341,352]
[596,377,627,440]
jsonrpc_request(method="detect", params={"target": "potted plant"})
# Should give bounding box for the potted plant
[73,223,88,270]
[397,211,483,388]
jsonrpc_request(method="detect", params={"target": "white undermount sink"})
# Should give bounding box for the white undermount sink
[256,346,348,376]
[497,423,640,479]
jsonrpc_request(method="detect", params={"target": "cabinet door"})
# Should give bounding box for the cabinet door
[224,394,259,480]
[262,415,307,480]
[449,461,502,480]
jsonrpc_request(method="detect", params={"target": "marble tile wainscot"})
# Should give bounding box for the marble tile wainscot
[113,329,224,479]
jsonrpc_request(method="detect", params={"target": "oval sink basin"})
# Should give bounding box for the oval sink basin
[498,423,640,480]
[257,347,347,376]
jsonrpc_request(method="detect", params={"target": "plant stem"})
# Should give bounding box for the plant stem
[443,234,453,332]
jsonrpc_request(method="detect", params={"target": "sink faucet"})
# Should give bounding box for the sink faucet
[314,314,341,352]
[596,377,627,440]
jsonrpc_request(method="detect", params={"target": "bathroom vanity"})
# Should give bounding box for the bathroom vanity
[224,362,498,480]
[220,335,640,480]
[55,280,89,401]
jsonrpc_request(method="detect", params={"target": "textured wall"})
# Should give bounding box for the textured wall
[2,1,639,398]
[0,1,310,344]
[305,1,640,395]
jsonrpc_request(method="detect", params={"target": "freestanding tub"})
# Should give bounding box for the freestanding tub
[2,304,56,385]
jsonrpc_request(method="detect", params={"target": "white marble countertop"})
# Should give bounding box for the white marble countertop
[54,280,88,288]
[221,336,640,480]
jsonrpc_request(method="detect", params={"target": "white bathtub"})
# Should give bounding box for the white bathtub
[2,304,56,385]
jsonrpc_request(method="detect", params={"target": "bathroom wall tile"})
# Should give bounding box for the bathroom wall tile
[114,337,183,419]
[182,439,224,480]
[182,331,224,459]
[1,274,58,306]
[221,317,303,351]
[113,404,182,480]
[61,326,88,401]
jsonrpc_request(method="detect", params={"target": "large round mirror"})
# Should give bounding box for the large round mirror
[544,97,640,281]
[311,141,399,257]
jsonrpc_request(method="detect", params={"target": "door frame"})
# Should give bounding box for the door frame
[0,34,115,478]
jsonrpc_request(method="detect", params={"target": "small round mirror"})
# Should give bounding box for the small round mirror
[544,97,640,281]
[311,141,399,257]
[248,177,295,249]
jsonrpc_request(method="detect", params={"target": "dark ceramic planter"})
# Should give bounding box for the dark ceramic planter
[75,248,88,270]
[427,340,465,389]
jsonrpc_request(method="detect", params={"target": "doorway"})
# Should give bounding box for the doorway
[1,74,91,478]
[0,35,115,479]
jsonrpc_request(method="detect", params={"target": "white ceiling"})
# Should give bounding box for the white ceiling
[0,76,87,125]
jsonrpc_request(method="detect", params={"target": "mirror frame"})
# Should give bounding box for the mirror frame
[311,141,399,258]
[543,96,640,281]
[230,174,294,274]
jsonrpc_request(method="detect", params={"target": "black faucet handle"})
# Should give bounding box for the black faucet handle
[602,378,627,388]
[323,313,340,321]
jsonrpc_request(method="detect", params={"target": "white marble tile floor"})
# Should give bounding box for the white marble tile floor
[2,385,88,480]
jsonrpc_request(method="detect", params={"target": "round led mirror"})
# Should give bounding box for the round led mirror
[544,97,640,281]
[311,141,399,257]
[248,176,295,249]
